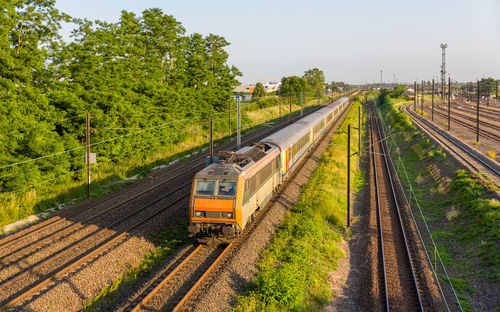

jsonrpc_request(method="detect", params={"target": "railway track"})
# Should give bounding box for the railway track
[430,104,500,129]
[425,106,500,144]
[404,105,500,185]
[116,94,358,312]
[445,102,500,121]
[370,103,424,311]
[0,94,357,311]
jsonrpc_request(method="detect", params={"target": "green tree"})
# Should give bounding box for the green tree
[253,82,266,98]
[392,84,406,97]
[302,68,325,95]
[479,77,496,95]
[279,76,306,96]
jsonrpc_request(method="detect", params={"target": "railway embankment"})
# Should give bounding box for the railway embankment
[377,92,499,311]
[235,95,365,311]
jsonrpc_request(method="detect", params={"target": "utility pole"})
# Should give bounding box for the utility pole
[347,124,351,228]
[300,92,303,116]
[476,80,480,143]
[228,96,231,135]
[86,112,91,199]
[380,70,383,88]
[209,118,214,163]
[440,43,447,101]
[289,96,292,120]
[432,79,435,121]
[414,81,417,111]
[448,77,451,131]
[237,97,241,150]
[496,80,498,101]
[279,97,281,119]
[421,80,424,114]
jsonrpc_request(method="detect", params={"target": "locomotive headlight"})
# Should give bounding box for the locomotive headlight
[225,213,233,218]
[194,211,204,217]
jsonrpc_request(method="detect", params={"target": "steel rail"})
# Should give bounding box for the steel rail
[172,242,233,312]
[0,183,191,311]
[373,106,424,311]
[432,104,500,129]
[405,105,500,179]
[130,244,204,312]
[370,111,390,311]
[429,108,500,144]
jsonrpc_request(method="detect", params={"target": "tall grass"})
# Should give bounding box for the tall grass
[235,96,366,311]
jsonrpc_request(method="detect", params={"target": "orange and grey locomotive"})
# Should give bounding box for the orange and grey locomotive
[188,97,350,242]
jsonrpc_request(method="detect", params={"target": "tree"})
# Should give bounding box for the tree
[302,68,325,95]
[479,77,496,95]
[253,82,266,98]
[392,84,406,97]
[279,76,306,96]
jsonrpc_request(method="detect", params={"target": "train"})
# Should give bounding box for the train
[188,96,351,243]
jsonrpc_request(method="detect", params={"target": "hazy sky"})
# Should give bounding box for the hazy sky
[55,0,500,84]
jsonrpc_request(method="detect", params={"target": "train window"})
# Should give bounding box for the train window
[219,181,236,196]
[195,181,215,195]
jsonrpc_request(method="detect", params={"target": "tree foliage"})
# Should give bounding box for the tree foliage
[279,76,306,96]
[0,3,240,195]
[302,68,325,95]
[253,82,266,98]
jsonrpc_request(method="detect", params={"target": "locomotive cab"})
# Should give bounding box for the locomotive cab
[188,162,244,242]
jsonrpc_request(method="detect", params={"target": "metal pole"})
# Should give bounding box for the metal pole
[432,79,434,121]
[209,118,213,163]
[358,106,361,154]
[448,77,451,131]
[414,81,417,111]
[421,80,424,114]
[279,97,281,118]
[289,95,292,120]
[228,96,231,135]
[237,97,241,150]
[496,80,498,102]
[476,80,480,143]
[86,112,91,199]
[300,92,303,116]
[347,124,350,228]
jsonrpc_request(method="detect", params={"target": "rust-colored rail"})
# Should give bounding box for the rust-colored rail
[172,242,233,312]
[130,244,203,312]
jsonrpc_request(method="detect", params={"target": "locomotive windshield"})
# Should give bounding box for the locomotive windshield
[195,181,215,195]
[218,181,236,196]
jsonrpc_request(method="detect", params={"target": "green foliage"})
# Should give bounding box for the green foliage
[302,68,325,95]
[0,3,241,226]
[479,77,497,95]
[253,82,266,98]
[279,76,306,97]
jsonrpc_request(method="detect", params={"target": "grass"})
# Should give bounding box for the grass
[377,94,500,311]
[235,95,367,311]
[82,217,189,311]
[0,94,340,230]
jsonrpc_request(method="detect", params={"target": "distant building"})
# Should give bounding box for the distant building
[233,81,281,94]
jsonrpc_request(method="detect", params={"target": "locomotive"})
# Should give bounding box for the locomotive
[188,97,350,242]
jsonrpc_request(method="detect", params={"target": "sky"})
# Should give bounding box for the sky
[54,0,500,85]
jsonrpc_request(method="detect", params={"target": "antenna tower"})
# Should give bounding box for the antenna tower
[440,43,447,99]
